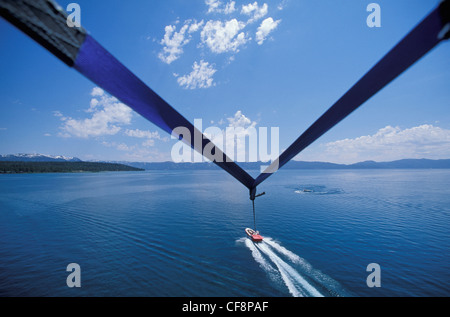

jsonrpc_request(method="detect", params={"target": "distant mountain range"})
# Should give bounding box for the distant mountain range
[0,153,81,162]
[110,158,450,170]
[2,154,450,170]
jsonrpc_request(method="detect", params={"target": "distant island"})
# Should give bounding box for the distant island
[0,161,143,174]
[1,154,450,173]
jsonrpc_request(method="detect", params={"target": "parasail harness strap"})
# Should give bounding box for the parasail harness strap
[0,0,255,190]
[1,0,449,205]
[252,0,450,190]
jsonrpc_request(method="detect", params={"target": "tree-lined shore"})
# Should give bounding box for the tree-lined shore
[0,161,144,174]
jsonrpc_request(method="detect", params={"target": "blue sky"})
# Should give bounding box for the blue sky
[1,0,449,163]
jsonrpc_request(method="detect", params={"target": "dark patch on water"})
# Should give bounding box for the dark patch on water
[294,185,345,195]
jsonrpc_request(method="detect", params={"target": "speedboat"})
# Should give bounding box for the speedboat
[245,228,263,242]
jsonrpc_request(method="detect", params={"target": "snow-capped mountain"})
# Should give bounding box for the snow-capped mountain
[0,154,82,162]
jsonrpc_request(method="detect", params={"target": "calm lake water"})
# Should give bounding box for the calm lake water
[0,169,449,297]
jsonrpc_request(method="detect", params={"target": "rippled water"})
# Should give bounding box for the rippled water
[0,169,449,296]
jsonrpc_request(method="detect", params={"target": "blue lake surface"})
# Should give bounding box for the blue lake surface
[0,169,449,297]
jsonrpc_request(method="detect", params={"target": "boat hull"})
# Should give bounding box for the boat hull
[245,228,263,242]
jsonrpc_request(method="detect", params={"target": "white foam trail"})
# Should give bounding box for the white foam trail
[243,239,303,297]
[257,242,323,297]
[239,237,347,297]
[243,238,276,275]
[267,255,304,297]
[259,244,305,297]
[264,238,306,265]
[264,238,346,295]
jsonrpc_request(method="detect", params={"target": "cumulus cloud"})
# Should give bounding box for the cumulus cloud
[277,0,289,11]
[256,17,281,45]
[58,87,132,138]
[102,141,135,152]
[158,20,204,64]
[141,139,155,147]
[241,2,268,23]
[223,1,237,14]
[206,0,221,13]
[125,129,163,147]
[227,110,257,129]
[177,60,217,89]
[104,140,171,161]
[226,111,259,162]
[187,19,205,33]
[91,87,104,97]
[53,110,64,118]
[157,1,283,88]
[125,129,161,139]
[322,125,450,163]
[54,87,172,162]
[200,19,249,54]
[203,111,259,162]
[206,0,236,14]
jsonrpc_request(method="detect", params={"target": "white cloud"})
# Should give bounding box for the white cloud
[177,60,217,89]
[320,125,450,163]
[227,110,256,129]
[101,140,172,162]
[225,111,258,162]
[117,143,132,151]
[223,1,237,14]
[157,1,283,88]
[201,19,249,54]
[206,0,236,14]
[53,87,174,162]
[53,110,64,118]
[58,87,132,138]
[241,2,268,23]
[158,24,190,64]
[206,0,221,13]
[142,139,155,147]
[91,87,104,97]
[277,0,289,11]
[124,129,167,148]
[158,20,204,64]
[188,19,205,33]
[102,141,134,152]
[256,17,281,45]
[204,111,259,162]
[125,129,161,139]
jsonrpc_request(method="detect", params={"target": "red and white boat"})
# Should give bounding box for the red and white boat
[245,228,263,242]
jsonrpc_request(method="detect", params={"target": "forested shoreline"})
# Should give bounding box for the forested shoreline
[0,161,144,174]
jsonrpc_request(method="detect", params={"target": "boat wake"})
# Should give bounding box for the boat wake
[237,237,347,297]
